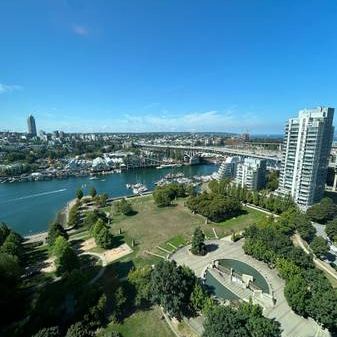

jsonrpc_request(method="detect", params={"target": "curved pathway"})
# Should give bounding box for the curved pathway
[170,239,329,337]
[79,251,107,284]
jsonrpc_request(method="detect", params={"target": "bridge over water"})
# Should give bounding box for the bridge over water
[135,142,282,167]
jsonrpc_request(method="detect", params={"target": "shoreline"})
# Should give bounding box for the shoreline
[24,191,154,242]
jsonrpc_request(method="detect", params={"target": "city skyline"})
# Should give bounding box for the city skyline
[1,1,337,133]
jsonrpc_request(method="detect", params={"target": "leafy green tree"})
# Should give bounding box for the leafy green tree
[284,274,310,317]
[203,305,248,337]
[153,187,175,207]
[191,227,206,256]
[128,266,152,306]
[307,197,337,224]
[186,192,241,222]
[95,226,114,249]
[114,199,134,216]
[65,321,94,337]
[31,326,61,337]
[68,201,80,228]
[89,187,97,198]
[276,257,301,281]
[151,260,196,319]
[203,303,281,337]
[0,253,22,325]
[190,282,210,313]
[53,236,79,275]
[76,188,84,200]
[294,214,316,243]
[91,218,106,237]
[310,236,329,258]
[95,193,109,207]
[0,232,24,260]
[47,221,68,246]
[110,286,127,320]
[326,218,337,242]
[266,170,279,191]
[0,222,10,245]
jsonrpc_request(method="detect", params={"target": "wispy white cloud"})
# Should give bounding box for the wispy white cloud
[72,24,88,36]
[0,83,23,94]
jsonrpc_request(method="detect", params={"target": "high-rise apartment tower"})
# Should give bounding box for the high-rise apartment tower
[277,107,334,209]
[27,115,37,137]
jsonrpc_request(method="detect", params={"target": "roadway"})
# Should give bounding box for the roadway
[135,142,282,162]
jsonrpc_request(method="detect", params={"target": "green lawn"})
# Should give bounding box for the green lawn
[101,306,175,337]
[108,196,267,258]
[213,206,267,235]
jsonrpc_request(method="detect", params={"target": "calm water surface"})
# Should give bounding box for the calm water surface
[0,164,218,235]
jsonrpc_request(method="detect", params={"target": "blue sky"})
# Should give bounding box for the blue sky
[1,0,337,134]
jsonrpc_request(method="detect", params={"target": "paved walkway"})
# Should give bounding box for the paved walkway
[293,234,337,282]
[170,239,330,337]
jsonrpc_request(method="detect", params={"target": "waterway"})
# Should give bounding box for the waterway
[0,164,218,235]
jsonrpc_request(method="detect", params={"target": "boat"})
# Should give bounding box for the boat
[89,176,99,180]
[132,183,148,195]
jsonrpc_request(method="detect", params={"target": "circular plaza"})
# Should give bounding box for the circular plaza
[170,238,329,337]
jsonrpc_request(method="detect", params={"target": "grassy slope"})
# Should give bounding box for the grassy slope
[101,307,175,337]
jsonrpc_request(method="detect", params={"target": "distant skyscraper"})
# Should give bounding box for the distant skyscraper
[277,107,334,209]
[235,158,266,190]
[27,115,37,137]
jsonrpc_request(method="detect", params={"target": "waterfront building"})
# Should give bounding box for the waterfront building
[277,107,334,210]
[235,158,266,190]
[27,115,37,137]
[216,156,241,180]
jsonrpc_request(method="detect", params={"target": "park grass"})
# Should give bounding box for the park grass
[101,306,175,337]
[213,206,267,237]
[109,196,267,258]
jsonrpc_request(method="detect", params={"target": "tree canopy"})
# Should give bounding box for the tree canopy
[186,192,242,222]
[307,197,337,224]
[203,302,281,337]
[150,260,196,319]
[191,227,207,256]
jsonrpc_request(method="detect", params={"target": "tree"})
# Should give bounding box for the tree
[95,193,109,207]
[128,265,152,306]
[115,199,134,216]
[65,321,94,337]
[203,303,281,337]
[91,218,105,238]
[95,226,114,249]
[76,188,84,200]
[276,257,301,281]
[53,236,79,275]
[326,218,337,242]
[0,222,10,245]
[68,201,80,228]
[31,326,61,337]
[284,274,310,317]
[294,214,316,243]
[153,187,175,207]
[0,253,22,325]
[310,236,329,258]
[191,227,206,256]
[203,305,248,337]
[266,170,279,191]
[151,260,196,319]
[89,187,97,198]
[47,221,68,246]
[307,197,337,224]
[0,232,24,260]
[186,192,242,222]
[190,282,210,313]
